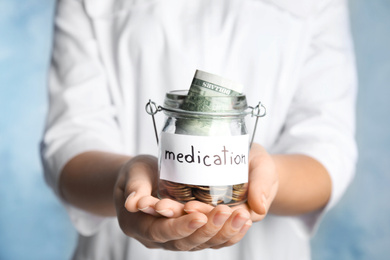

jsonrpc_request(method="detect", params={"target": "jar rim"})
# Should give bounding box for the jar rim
[165,89,247,99]
[163,90,249,117]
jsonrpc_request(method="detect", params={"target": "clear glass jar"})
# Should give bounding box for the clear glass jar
[157,90,250,206]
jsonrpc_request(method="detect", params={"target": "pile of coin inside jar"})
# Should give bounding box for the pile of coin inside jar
[158,180,248,206]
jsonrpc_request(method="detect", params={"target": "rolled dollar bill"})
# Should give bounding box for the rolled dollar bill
[176,70,245,136]
[180,70,243,112]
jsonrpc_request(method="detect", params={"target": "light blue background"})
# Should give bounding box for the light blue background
[0,1,389,259]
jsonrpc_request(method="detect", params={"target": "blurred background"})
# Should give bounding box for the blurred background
[0,0,389,259]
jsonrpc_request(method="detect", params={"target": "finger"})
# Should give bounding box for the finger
[230,202,260,222]
[144,212,208,244]
[136,196,160,216]
[196,208,250,249]
[184,200,214,214]
[210,219,252,249]
[154,198,185,217]
[167,205,232,251]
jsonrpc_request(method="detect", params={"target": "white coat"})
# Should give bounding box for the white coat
[41,0,358,259]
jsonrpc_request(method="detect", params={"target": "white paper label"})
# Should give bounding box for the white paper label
[159,132,249,186]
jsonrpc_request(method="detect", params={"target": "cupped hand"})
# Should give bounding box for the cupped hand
[114,155,208,249]
[114,154,252,250]
[182,143,279,223]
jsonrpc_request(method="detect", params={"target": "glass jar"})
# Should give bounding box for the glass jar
[157,90,250,206]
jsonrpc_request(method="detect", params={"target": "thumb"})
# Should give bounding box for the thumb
[247,144,277,216]
[121,155,158,212]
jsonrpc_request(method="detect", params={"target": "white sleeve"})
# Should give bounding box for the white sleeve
[271,0,358,236]
[40,0,122,236]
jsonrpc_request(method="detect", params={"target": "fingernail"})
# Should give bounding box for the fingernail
[156,209,174,217]
[125,191,136,206]
[262,194,267,212]
[239,220,252,234]
[184,209,196,214]
[232,213,249,230]
[213,212,231,226]
[138,206,156,215]
[189,219,207,229]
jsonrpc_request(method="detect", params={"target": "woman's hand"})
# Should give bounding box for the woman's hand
[180,142,332,220]
[114,155,252,251]
[183,143,279,223]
